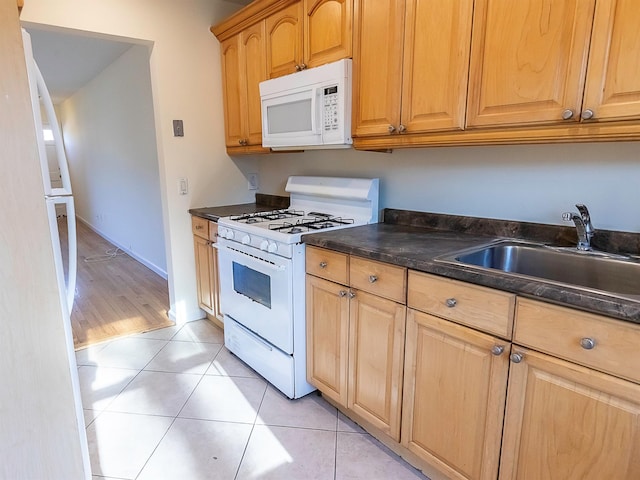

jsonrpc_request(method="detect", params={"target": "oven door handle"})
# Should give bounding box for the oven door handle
[228,316,273,352]
[218,244,287,272]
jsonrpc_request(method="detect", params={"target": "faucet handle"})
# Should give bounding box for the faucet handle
[562,212,575,222]
[575,204,590,222]
[575,204,594,236]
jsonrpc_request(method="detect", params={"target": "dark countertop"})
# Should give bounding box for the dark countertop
[302,210,640,325]
[189,194,289,222]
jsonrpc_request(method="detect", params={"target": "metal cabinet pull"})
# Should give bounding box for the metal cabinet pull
[491,345,505,356]
[295,64,301,71]
[398,124,406,133]
[319,261,327,269]
[388,125,396,134]
[445,298,457,308]
[348,291,356,299]
[339,290,347,297]
[580,337,596,350]
[510,352,524,363]
[562,109,574,120]
[368,275,378,283]
[300,63,307,70]
[195,225,203,230]
[581,109,594,120]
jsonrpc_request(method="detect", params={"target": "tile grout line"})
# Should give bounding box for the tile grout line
[233,381,269,480]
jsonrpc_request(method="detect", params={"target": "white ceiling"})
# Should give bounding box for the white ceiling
[25,26,135,104]
[23,1,251,104]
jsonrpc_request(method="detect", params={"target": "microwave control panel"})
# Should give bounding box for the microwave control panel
[323,85,339,132]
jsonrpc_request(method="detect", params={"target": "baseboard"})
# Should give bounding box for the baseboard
[76,215,167,279]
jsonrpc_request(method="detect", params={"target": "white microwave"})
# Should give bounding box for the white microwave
[259,59,352,151]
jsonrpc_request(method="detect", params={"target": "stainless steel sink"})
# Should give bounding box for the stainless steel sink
[438,240,640,299]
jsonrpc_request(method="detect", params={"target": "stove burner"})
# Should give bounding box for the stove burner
[269,216,355,233]
[231,209,306,224]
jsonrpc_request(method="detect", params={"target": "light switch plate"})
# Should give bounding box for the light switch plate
[178,177,188,195]
[173,120,184,137]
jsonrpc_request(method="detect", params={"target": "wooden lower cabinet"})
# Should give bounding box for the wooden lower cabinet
[500,348,640,480]
[348,289,406,440]
[402,309,510,480]
[192,217,221,322]
[305,274,349,406]
[306,248,407,441]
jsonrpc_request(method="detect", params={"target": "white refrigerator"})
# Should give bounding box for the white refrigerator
[18,27,91,477]
[22,28,77,312]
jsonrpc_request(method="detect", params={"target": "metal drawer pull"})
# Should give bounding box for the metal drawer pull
[319,261,327,268]
[195,225,203,230]
[491,345,505,356]
[445,298,457,308]
[580,337,596,350]
[510,352,524,363]
[368,275,378,283]
[339,290,347,297]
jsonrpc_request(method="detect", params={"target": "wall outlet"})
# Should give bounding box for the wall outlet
[247,173,259,190]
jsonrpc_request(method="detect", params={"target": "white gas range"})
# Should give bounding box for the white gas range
[217,176,379,399]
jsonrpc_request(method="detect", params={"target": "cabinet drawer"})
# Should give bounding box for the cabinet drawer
[192,216,209,239]
[350,256,406,303]
[515,298,640,384]
[306,246,349,285]
[408,271,515,338]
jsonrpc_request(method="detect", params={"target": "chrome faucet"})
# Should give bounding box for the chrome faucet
[562,204,595,251]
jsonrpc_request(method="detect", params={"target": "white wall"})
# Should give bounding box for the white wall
[60,44,167,276]
[21,0,259,323]
[1,2,88,476]
[258,141,640,233]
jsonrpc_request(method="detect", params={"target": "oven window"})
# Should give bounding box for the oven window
[232,261,271,309]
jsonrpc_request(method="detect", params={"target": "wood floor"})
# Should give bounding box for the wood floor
[61,217,173,349]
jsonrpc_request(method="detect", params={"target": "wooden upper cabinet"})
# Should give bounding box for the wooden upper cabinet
[242,22,267,145]
[400,0,473,133]
[220,35,244,147]
[220,23,267,149]
[305,0,353,68]
[582,0,640,123]
[266,0,352,78]
[352,0,405,137]
[266,2,304,78]
[353,0,473,137]
[467,0,596,128]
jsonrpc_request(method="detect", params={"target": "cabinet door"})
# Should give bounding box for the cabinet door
[400,0,473,132]
[194,236,214,312]
[402,309,510,480]
[500,349,640,480]
[306,274,349,406]
[304,0,352,68]
[352,0,405,136]
[266,2,304,78]
[467,0,596,128]
[582,0,640,122]
[220,35,244,147]
[241,22,267,145]
[348,290,406,441]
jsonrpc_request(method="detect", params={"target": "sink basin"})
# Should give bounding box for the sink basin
[438,240,640,300]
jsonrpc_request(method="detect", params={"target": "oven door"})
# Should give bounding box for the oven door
[218,240,294,354]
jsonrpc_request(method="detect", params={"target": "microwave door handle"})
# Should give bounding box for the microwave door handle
[312,87,322,134]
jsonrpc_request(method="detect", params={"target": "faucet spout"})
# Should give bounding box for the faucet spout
[562,204,595,251]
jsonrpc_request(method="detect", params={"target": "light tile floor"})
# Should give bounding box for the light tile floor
[77,319,430,480]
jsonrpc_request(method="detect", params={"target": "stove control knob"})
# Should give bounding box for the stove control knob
[267,242,278,254]
[259,240,269,251]
[225,229,235,240]
[241,234,251,245]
